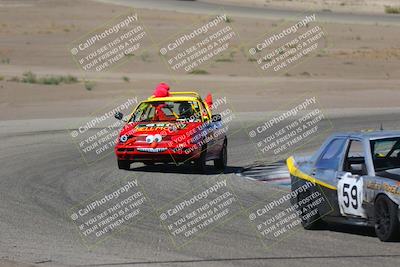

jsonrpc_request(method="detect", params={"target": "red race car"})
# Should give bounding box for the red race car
[114,92,227,173]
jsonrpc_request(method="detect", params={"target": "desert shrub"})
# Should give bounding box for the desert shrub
[188,69,208,75]
[84,81,95,91]
[385,6,400,14]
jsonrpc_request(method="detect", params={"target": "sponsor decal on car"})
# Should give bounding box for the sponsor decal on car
[367,180,400,195]
[134,123,187,132]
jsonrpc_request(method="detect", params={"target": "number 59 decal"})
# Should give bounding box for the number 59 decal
[337,173,367,218]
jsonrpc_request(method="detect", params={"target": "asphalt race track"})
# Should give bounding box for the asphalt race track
[1,112,400,267]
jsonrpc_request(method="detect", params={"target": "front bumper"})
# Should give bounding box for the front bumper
[115,145,202,163]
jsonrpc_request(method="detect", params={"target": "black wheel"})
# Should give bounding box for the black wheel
[118,160,131,170]
[374,195,400,241]
[297,190,322,230]
[214,139,227,171]
[194,145,207,173]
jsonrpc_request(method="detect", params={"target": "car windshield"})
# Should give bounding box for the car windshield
[370,137,400,171]
[130,100,203,122]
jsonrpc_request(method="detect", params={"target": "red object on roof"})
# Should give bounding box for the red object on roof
[205,93,213,109]
[153,82,170,97]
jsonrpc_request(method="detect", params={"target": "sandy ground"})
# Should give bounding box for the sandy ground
[0,0,399,121]
[203,0,400,14]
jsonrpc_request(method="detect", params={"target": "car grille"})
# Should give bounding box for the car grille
[137,148,167,153]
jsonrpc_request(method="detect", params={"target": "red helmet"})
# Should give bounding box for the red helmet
[153,82,170,97]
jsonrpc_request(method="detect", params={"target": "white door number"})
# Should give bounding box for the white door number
[337,173,366,218]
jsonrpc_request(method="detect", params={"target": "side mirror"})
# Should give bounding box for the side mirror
[350,163,363,172]
[350,163,366,176]
[211,114,222,122]
[115,112,124,120]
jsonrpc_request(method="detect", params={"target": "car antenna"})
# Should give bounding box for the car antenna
[380,123,384,131]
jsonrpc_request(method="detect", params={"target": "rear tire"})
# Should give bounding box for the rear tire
[297,190,322,230]
[118,160,131,170]
[214,139,227,171]
[374,195,400,242]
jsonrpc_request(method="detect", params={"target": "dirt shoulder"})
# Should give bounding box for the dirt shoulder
[202,0,400,15]
[0,0,399,120]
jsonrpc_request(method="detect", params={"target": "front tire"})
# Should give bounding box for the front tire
[374,195,400,241]
[214,139,227,171]
[118,160,131,170]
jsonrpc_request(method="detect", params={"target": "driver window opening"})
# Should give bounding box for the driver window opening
[343,140,367,176]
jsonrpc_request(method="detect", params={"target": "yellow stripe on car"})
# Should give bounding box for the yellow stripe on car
[286,156,337,191]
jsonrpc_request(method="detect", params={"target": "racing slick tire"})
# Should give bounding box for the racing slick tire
[297,190,322,230]
[214,139,227,171]
[118,160,131,170]
[194,145,207,173]
[374,195,400,242]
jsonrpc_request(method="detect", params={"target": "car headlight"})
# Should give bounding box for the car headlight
[154,134,162,143]
[146,135,154,144]
[120,135,128,143]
